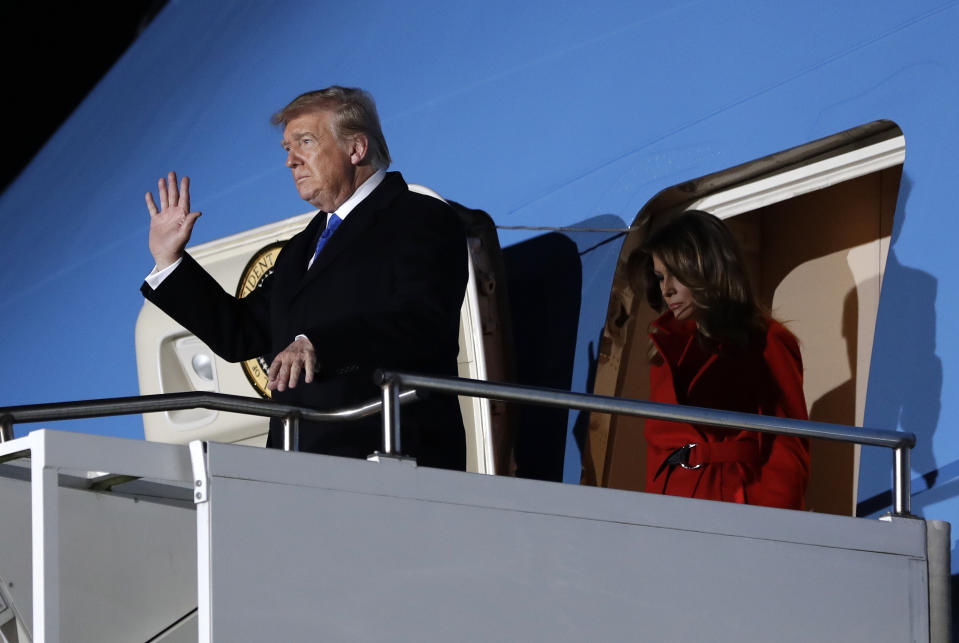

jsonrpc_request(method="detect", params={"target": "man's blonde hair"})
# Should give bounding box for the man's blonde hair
[272,86,391,170]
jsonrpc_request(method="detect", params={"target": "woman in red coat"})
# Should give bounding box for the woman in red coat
[636,210,809,509]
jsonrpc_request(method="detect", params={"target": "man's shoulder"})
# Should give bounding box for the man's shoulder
[384,173,447,206]
[379,172,460,225]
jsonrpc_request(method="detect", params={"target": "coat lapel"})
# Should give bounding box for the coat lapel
[289,211,327,276]
[293,171,406,298]
[650,312,718,399]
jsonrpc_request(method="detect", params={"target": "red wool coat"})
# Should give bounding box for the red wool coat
[644,312,810,509]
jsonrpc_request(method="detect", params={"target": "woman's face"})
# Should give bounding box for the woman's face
[652,254,696,321]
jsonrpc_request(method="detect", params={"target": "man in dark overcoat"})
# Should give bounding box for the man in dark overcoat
[142,86,467,470]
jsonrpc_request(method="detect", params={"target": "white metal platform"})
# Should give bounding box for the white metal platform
[0,429,949,642]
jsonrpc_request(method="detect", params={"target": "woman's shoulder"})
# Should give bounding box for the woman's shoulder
[763,319,803,365]
[765,318,799,342]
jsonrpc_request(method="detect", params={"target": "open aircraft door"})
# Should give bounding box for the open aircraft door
[586,121,905,516]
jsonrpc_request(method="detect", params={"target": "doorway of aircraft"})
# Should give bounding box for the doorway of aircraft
[584,120,904,516]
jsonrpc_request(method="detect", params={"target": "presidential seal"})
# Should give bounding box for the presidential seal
[235,241,286,398]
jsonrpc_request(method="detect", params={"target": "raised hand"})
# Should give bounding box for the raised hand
[146,171,202,269]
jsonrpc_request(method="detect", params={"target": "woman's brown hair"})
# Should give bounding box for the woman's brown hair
[638,210,766,349]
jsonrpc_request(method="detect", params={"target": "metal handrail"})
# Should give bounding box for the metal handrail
[1,374,917,516]
[375,371,917,516]
[0,390,419,453]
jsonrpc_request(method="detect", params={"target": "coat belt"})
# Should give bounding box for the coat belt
[655,440,761,481]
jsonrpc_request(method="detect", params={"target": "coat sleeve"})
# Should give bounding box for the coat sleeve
[141,252,274,362]
[751,323,811,509]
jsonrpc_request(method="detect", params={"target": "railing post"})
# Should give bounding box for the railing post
[282,415,300,452]
[381,376,401,455]
[893,446,912,516]
[0,414,13,443]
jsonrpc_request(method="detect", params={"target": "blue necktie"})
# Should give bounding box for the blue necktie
[309,213,341,268]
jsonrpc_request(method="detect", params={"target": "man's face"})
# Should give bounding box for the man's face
[282,110,356,212]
